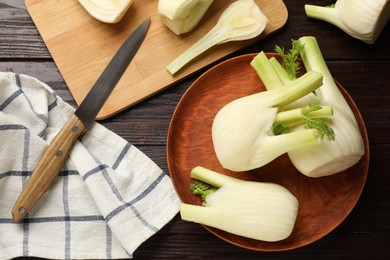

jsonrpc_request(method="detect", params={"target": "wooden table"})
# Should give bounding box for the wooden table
[1,0,390,259]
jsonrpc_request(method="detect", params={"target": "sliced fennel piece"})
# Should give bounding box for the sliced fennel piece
[180,166,298,242]
[212,71,323,172]
[78,0,133,23]
[166,0,269,75]
[158,0,214,35]
[282,36,365,177]
[305,0,390,44]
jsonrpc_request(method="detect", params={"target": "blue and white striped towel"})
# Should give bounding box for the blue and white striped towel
[0,72,180,259]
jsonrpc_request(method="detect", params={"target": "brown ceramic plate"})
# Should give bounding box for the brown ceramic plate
[166,53,369,251]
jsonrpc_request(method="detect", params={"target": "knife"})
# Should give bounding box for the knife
[12,17,151,223]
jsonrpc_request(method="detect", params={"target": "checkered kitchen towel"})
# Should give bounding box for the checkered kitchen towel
[0,72,180,259]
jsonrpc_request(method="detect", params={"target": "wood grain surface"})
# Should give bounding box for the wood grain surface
[25,0,288,119]
[1,0,390,259]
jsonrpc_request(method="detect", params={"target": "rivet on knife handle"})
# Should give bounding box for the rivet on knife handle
[12,114,86,223]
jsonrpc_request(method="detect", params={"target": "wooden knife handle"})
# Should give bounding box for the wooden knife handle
[12,114,86,223]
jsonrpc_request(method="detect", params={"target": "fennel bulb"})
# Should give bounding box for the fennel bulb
[251,37,365,177]
[158,0,214,35]
[180,166,299,242]
[305,0,390,43]
[78,0,133,23]
[286,36,365,177]
[212,71,324,172]
[288,105,364,177]
[167,0,269,75]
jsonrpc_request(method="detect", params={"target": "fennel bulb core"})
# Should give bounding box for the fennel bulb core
[180,167,299,242]
[78,0,133,23]
[158,0,214,35]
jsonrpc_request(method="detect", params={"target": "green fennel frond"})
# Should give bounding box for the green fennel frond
[273,101,334,137]
[301,99,336,141]
[303,117,336,141]
[274,39,304,80]
[272,121,290,135]
[190,181,217,201]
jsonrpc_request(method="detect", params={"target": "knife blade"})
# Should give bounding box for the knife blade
[12,17,151,223]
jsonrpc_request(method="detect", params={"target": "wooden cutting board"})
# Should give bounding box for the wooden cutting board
[25,0,288,120]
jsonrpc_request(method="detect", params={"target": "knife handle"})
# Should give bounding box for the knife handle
[12,114,86,223]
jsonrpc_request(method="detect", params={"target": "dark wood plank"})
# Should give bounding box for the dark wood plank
[0,1,49,59]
